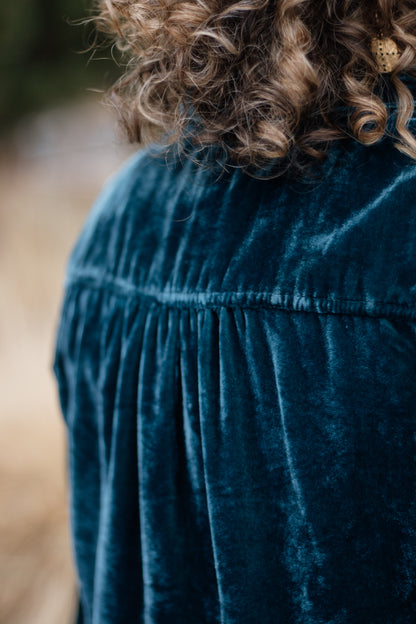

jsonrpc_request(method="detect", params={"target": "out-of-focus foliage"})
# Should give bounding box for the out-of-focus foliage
[0,0,121,133]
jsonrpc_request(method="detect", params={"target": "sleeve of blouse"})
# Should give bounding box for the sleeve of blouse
[52,258,155,621]
[52,284,104,616]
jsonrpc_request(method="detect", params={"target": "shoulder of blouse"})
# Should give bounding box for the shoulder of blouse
[62,97,416,322]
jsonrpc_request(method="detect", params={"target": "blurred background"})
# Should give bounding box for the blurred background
[0,2,135,622]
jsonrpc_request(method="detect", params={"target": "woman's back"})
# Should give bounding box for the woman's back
[52,0,416,620]
[53,108,416,622]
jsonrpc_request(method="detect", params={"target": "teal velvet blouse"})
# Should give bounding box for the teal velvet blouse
[52,76,416,623]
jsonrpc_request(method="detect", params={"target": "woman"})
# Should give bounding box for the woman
[52,1,416,622]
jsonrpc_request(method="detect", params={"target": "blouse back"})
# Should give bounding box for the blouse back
[52,102,416,623]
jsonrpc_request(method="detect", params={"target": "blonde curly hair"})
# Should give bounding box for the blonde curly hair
[94,0,416,179]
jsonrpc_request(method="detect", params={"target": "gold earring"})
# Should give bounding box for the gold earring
[371,34,401,73]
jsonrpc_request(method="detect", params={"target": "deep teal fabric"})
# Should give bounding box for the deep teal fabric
[52,77,416,624]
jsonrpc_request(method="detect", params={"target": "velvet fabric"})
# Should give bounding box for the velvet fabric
[52,79,416,624]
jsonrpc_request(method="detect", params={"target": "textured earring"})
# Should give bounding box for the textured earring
[371,34,401,73]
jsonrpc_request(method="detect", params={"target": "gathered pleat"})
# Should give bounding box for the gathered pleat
[52,280,416,624]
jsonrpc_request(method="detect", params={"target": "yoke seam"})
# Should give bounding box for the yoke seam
[63,270,416,321]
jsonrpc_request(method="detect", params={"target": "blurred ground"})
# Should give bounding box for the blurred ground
[0,95,135,624]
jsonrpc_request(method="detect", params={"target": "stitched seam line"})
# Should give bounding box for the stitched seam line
[63,271,416,320]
